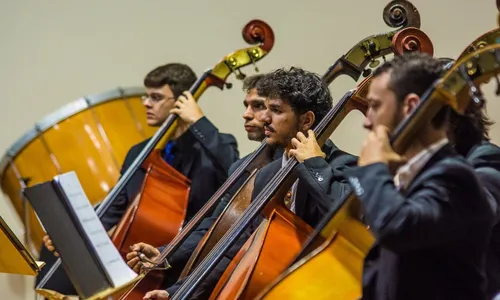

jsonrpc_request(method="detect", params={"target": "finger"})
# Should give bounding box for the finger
[126,251,138,260]
[375,125,390,137]
[132,242,147,252]
[307,130,317,142]
[170,108,180,115]
[174,100,185,109]
[296,131,307,143]
[177,95,187,103]
[54,251,59,257]
[42,235,49,242]
[288,149,297,158]
[182,91,194,101]
[134,262,142,273]
[143,291,153,299]
[291,137,300,148]
[127,257,139,268]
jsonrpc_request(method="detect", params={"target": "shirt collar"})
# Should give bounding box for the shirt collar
[394,137,449,189]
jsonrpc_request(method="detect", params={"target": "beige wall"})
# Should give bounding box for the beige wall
[1,0,499,298]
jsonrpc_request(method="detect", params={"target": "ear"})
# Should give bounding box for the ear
[299,111,315,132]
[402,93,420,116]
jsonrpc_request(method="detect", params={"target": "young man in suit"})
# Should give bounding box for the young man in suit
[448,88,500,299]
[344,52,494,299]
[124,73,279,295]
[143,67,358,299]
[38,63,240,296]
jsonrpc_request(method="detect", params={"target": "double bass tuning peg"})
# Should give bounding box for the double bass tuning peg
[235,68,247,80]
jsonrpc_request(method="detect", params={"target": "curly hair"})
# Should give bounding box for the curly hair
[144,63,197,98]
[256,67,333,127]
[373,52,450,128]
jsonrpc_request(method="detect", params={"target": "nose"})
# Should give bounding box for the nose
[242,106,253,121]
[143,98,153,109]
[258,108,271,124]
[363,116,373,130]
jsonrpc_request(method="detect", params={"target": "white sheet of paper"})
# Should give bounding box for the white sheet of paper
[54,171,137,287]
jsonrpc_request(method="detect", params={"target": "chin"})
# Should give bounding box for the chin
[247,132,266,142]
[265,137,280,146]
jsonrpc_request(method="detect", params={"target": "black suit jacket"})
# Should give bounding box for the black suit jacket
[100,116,239,229]
[166,139,357,298]
[35,116,239,296]
[466,140,500,299]
[344,143,494,300]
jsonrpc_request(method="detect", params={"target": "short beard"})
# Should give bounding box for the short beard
[247,132,266,142]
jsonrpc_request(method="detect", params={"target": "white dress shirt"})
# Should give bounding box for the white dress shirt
[393,138,449,190]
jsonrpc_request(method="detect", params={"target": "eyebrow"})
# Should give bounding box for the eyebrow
[268,103,281,110]
[244,99,265,106]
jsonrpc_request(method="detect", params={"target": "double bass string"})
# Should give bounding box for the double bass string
[156,141,268,262]
[172,91,354,299]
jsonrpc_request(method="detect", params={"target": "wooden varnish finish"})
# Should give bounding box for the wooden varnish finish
[209,206,313,300]
[111,149,191,259]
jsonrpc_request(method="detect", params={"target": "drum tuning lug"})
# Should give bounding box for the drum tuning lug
[362,68,372,78]
[369,59,380,68]
[225,82,233,89]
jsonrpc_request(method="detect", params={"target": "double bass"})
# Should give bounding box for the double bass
[177,0,428,284]
[257,29,500,300]
[115,19,275,300]
[169,3,434,299]
[35,19,275,294]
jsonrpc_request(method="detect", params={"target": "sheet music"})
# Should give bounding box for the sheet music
[54,172,137,287]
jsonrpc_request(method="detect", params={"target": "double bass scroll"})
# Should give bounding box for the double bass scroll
[323,0,427,84]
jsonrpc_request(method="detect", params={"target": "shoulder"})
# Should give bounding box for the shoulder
[467,141,500,170]
[120,138,151,172]
[228,153,250,175]
[220,133,238,145]
[124,138,151,161]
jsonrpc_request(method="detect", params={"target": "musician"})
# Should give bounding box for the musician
[125,73,280,291]
[143,67,358,299]
[38,63,240,296]
[344,52,494,299]
[448,92,500,299]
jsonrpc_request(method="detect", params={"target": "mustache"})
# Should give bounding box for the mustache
[264,124,275,132]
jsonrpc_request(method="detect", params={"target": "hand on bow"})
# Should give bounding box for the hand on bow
[289,130,325,163]
[126,242,161,273]
[143,290,170,299]
[42,235,59,257]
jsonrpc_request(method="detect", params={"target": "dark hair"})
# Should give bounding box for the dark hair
[373,52,449,128]
[144,63,197,98]
[242,74,265,93]
[449,101,494,156]
[256,67,333,126]
[437,57,495,155]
